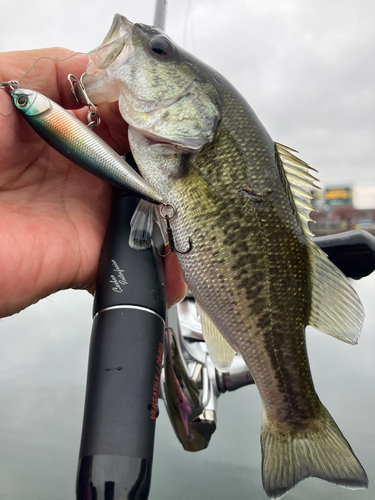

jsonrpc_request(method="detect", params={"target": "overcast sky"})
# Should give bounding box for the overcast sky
[1,0,374,188]
[0,3,374,498]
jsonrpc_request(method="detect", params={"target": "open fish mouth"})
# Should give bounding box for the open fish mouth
[83,14,136,104]
[83,14,187,115]
[83,14,213,146]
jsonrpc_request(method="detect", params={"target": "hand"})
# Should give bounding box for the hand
[0,48,186,317]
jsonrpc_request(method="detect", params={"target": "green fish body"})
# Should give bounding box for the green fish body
[84,15,368,499]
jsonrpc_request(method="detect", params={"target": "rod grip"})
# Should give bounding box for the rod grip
[314,229,375,279]
[77,191,166,500]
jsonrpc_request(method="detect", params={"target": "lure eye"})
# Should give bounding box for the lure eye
[149,36,171,56]
[16,95,28,108]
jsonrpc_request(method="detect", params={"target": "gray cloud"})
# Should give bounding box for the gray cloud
[2,0,373,188]
[163,0,375,186]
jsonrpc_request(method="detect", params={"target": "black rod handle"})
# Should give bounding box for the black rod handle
[314,229,375,279]
[77,191,166,500]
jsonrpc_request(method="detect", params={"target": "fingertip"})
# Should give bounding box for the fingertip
[96,101,130,152]
[54,49,89,108]
[5,47,89,108]
[163,252,187,309]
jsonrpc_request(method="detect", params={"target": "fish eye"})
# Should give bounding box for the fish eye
[16,95,28,108]
[149,36,171,56]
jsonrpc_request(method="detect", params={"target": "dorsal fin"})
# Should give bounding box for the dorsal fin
[276,142,321,237]
[276,143,364,344]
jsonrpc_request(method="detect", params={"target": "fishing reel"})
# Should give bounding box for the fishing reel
[160,293,254,452]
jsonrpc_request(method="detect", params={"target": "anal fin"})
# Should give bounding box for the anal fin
[198,306,237,372]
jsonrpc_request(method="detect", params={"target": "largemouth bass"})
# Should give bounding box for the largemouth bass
[83,14,368,499]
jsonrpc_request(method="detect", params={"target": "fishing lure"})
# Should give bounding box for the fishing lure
[1,80,165,205]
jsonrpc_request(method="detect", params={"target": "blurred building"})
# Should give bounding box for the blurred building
[310,185,375,235]
[324,186,353,207]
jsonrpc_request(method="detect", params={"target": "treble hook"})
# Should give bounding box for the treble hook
[157,204,193,257]
[68,73,101,128]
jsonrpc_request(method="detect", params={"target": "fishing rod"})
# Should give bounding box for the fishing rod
[76,186,166,500]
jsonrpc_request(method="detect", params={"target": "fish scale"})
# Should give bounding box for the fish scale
[83,14,367,499]
[165,111,315,423]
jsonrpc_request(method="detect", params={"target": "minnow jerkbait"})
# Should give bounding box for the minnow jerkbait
[3,83,164,205]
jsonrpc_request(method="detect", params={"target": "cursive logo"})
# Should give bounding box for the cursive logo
[110,259,128,293]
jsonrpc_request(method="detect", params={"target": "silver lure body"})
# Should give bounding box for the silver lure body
[10,88,164,205]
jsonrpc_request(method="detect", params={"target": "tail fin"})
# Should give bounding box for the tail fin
[261,404,368,499]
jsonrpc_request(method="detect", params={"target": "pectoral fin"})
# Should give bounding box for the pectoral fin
[129,200,155,249]
[129,199,168,250]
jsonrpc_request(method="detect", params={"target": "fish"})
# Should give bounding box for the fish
[8,87,165,204]
[83,14,368,499]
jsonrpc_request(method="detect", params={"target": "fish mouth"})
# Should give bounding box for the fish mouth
[83,15,176,113]
[83,14,136,104]
[83,14,193,116]
[83,14,205,149]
